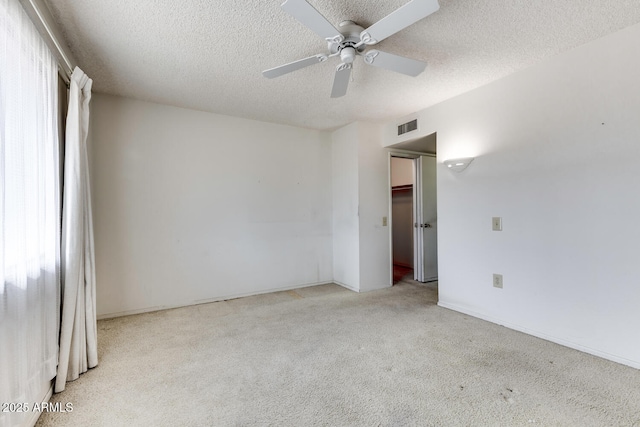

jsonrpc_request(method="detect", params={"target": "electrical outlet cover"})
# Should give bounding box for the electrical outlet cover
[493,274,503,288]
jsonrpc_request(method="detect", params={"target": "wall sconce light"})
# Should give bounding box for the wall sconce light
[444,157,474,173]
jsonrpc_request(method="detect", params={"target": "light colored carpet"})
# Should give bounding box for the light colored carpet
[37,279,640,426]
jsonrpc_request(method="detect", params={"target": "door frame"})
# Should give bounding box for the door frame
[387,150,436,285]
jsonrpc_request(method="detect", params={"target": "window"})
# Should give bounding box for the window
[0,0,61,424]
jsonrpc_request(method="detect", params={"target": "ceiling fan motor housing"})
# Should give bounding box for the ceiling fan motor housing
[328,21,366,55]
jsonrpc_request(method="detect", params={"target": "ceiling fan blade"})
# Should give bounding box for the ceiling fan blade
[263,54,328,78]
[282,0,343,41]
[360,0,439,45]
[330,63,352,98]
[363,50,426,77]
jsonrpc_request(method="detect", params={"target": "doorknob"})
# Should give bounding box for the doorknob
[423,223,432,228]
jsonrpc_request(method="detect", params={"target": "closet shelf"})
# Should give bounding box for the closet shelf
[392,184,413,191]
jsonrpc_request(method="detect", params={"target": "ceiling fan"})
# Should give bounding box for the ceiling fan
[262,0,440,98]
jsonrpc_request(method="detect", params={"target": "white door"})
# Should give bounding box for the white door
[414,156,438,282]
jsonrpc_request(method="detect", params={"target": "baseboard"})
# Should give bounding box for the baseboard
[333,280,360,293]
[359,282,392,292]
[438,301,640,370]
[97,280,334,320]
[24,381,54,427]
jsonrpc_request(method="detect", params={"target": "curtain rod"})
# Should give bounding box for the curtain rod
[19,0,76,84]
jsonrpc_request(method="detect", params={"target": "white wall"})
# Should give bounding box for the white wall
[331,122,391,292]
[357,124,391,291]
[90,94,333,318]
[331,123,360,290]
[383,23,640,368]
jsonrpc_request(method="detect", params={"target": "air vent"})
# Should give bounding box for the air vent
[397,119,418,136]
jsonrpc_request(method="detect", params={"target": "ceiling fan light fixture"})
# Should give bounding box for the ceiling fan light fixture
[340,47,356,64]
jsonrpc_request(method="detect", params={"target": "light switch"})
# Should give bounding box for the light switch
[492,217,502,231]
[382,216,388,226]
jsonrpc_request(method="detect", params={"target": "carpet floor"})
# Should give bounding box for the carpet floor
[37,279,640,426]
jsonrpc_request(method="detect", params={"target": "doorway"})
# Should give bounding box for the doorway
[391,157,415,283]
[388,134,438,285]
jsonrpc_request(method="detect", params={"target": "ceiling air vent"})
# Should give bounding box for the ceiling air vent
[398,119,418,136]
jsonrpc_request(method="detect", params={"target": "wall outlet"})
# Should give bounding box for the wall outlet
[382,216,388,226]
[492,217,502,231]
[493,274,503,289]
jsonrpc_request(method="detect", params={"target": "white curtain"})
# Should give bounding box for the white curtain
[55,67,97,393]
[0,0,60,425]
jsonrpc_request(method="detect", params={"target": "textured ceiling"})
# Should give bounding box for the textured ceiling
[45,0,640,131]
